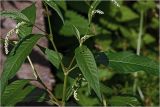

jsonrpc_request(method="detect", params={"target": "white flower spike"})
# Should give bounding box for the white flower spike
[4,29,15,54]
[4,21,26,54]
[15,21,26,34]
[73,90,79,101]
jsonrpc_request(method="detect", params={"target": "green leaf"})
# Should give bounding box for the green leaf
[44,0,64,24]
[143,33,155,44]
[100,18,119,31]
[75,45,102,100]
[119,26,139,48]
[23,88,46,102]
[2,80,35,106]
[0,34,43,95]
[72,25,81,43]
[45,48,62,69]
[55,0,67,11]
[60,10,107,36]
[109,96,140,106]
[0,11,29,22]
[116,6,139,22]
[134,0,156,12]
[106,51,159,75]
[37,45,62,69]
[60,10,88,36]
[18,3,36,37]
[100,83,113,95]
[77,88,99,106]
[88,0,101,24]
[54,84,63,99]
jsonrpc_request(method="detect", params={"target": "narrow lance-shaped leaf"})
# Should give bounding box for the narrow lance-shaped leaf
[0,11,29,22]
[37,45,62,69]
[109,96,140,106]
[2,80,35,106]
[72,25,81,44]
[18,3,36,37]
[75,45,102,100]
[55,0,67,11]
[88,0,101,24]
[0,34,43,95]
[106,51,159,75]
[44,0,64,24]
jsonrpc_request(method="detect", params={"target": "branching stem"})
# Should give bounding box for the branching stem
[27,56,60,106]
[133,10,145,101]
[44,2,65,72]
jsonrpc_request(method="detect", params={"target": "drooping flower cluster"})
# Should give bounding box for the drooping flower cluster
[15,21,26,34]
[73,89,79,101]
[4,21,26,54]
[71,74,86,101]
[4,29,15,54]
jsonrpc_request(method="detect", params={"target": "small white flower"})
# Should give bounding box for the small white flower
[15,29,19,34]
[73,90,79,101]
[4,21,26,54]
[82,78,86,81]
[111,0,120,7]
[15,21,26,29]
[4,29,15,54]
[93,9,104,15]
[15,21,26,34]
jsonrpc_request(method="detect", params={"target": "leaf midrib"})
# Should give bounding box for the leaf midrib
[5,36,40,79]
[77,48,100,98]
[109,60,157,71]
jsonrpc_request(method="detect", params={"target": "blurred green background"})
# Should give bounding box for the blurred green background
[48,0,159,106]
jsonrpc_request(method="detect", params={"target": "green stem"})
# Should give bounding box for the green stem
[44,3,69,106]
[44,2,65,71]
[68,65,77,74]
[27,56,38,79]
[68,56,75,69]
[136,10,144,55]
[27,55,59,106]
[33,24,48,35]
[62,73,68,106]
[102,94,107,107]
[133,10,144,95]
